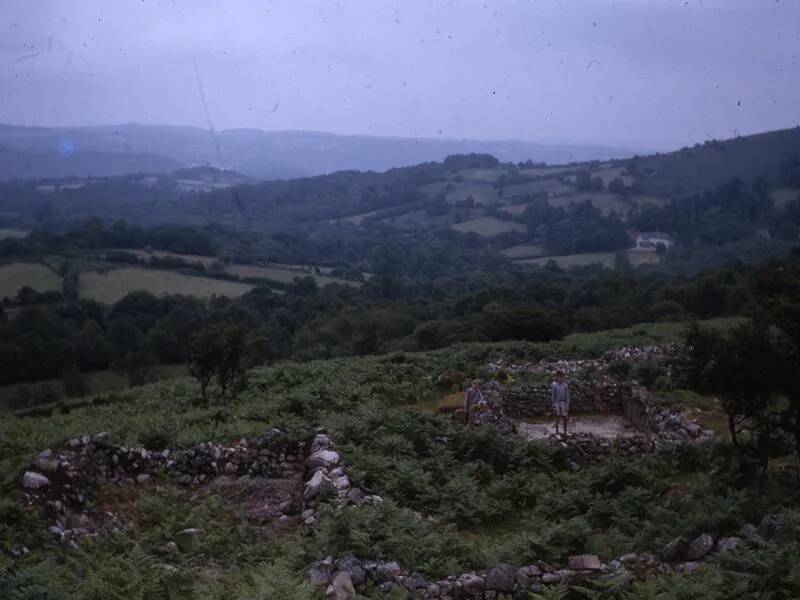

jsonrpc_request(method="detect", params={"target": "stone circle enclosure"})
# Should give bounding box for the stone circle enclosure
[479,376,704,438]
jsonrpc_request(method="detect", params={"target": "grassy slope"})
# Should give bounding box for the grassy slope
[0,365,187,411]
[3,317,799,600]
[631,127,800,195]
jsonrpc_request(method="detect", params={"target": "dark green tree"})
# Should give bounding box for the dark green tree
[189,322,249,403]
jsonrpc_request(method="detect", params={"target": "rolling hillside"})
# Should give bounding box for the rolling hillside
[625,126,800,195]
[0,127,797,280]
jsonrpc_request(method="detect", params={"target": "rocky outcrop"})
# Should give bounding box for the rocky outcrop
[687,533,715,560]
[299,433,383,526]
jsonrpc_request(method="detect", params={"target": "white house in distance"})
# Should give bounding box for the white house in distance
[635,231,674,249]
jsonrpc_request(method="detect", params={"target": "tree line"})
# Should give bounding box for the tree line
[3,247,799,404]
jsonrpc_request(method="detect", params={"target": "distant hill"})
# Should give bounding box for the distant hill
[0,123,647,181]
[1,127,797,273]
[0,147,182,181]
[625,127,800,195]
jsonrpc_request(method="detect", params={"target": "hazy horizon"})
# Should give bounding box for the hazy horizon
[0,120,664,152]
[2,1,799,150]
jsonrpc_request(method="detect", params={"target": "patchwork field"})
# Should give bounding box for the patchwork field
[228,264,360,287]
[591,166,634,187]
[419,181,450,197]
[501,244,545,259]
[451,217,527,237]
[517,249,662,269]
[116,249,359,287]
[456,167,509,182]
[627,248,663,266]
[502,180,573,198]
[0,227,29,239]
[517,252,618,269]
[445,182,500,205]
[379,210,455,230]
[120,249,217,267]
[79,267,255,304]
[0,262,62,298]
[549,192,629,216]
[517,165,576,178]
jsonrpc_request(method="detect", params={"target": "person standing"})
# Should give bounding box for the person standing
[551,369,570,435]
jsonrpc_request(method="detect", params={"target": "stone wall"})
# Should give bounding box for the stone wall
[311,513,784,600]
[300,432,383,527]
[480,377,638,419]
[22,429,383,546]
[477,378,712,461]
[485,344,680,377]
[543,429,708,467]
[22,430,309,544]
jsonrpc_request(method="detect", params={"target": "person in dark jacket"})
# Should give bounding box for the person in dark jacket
[464,379,485,427]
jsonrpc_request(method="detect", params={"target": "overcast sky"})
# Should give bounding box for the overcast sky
[2,0,798,148]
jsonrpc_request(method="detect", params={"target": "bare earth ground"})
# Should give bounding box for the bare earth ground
[518,413,640,440]
[203,475,304,533]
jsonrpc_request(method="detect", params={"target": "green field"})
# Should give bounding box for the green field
[627,249,663,266]
[451,216,527,237]
[0,227,29,239]
[79,267,255,303]
[419,181,450,197]
[517,165,576,178]
[457,167,509,182]
[549,192,629,216]
[517,252,618,268]
[503,180,573,198]
[228,264,359,287]
[517,249,662,269]
[446,182,500,205]
[591,166,634,187]
[0,262,62,298]
[502,244,545,259]
[118,249,359,287]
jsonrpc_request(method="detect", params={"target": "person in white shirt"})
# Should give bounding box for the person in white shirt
[551,369,570,435]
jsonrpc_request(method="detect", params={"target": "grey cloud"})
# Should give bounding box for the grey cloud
[0,0,798,149]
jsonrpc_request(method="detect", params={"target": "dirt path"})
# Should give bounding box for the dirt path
[518,413,640,440]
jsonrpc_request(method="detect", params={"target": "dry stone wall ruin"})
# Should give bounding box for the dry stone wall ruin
[310,513,785,600]
[479,377,640,418]
[20,429,380,546]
